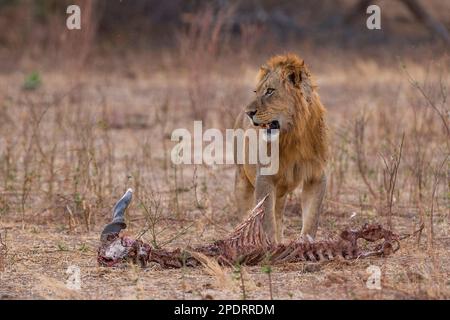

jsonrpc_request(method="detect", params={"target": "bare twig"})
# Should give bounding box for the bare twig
[380,133,405,228]
[428,154,449,249]
[402,65,450,140]
[354,113,378,201]
[0,230,7,271]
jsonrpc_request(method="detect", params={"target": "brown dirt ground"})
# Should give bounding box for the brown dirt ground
[1,205,449,300]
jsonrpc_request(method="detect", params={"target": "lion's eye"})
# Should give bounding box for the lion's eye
[265,88,275,96]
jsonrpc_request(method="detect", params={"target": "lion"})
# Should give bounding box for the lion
[234,53,328,243]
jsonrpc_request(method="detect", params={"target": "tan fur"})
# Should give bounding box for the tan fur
[234,53,329,243]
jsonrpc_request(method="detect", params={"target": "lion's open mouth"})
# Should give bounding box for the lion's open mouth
[257,120,280,141]
[257,120,280,132]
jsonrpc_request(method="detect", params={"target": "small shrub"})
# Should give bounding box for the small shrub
[23,71,42,90]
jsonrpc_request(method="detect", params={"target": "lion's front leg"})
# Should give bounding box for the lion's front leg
[274,195,287,243]
[255,175,277,243]
[234,165,255,217]
[300,174,327,238]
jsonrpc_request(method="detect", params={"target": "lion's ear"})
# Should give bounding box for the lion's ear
[287,70,302,87]
[287,68,313,103]
[288,72,297,86]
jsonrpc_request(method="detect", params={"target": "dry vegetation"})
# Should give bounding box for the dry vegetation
[0,2,449,300]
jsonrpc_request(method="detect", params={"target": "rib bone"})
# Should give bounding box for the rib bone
[98,190,401,268]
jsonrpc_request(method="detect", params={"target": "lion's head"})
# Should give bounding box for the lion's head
[245,54,320,141]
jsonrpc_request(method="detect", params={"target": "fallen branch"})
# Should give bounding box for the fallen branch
[98,190,403,268]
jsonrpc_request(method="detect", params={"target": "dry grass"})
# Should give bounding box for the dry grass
[0,41,449,299]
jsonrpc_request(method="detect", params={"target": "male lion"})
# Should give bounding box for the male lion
[234,53,328,243]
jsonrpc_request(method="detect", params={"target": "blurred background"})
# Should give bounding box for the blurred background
[0,0,449,70]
